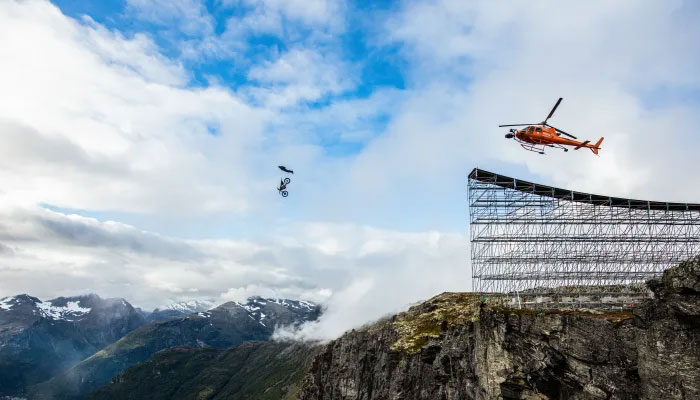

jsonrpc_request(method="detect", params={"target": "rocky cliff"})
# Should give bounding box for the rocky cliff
[299,257,700,399]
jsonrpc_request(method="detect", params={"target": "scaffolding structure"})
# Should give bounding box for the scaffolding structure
[469,168,700,308]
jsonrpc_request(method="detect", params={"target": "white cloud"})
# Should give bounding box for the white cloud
[349,0,700,206]
[176,0,345,62]
[226,0,345,32]
[274,224,467,340]
[0,206,466,328]
[0,1,271,216]
[247,48,356,107]
[126,0,215,37]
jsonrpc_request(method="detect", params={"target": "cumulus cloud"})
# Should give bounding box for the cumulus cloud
[273,225,467,340]
[126,0,215,37]
[0,206,466,327]
[368,0,700,203]
[0,1,269,215]
[247,48,357,107]
[225,0,345,32]
[172,0,346,64]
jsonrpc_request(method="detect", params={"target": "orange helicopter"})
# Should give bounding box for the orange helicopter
[500,98,603,155]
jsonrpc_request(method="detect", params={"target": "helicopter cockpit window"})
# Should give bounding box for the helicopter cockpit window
[527,127,535,134]
[536,127,542,133]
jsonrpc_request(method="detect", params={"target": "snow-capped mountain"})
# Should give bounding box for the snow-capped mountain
[0,294,97,323]
[0,294,145,397]
[167,299,216,313]
[147,299,217,322]
[146,297,320,324]
[232,296,319,328]
[31,296,322,399]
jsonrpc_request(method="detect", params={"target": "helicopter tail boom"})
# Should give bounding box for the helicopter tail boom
[591,137,604,155]
[574,140,590,150]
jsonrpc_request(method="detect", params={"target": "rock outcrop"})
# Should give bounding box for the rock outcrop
[299,257,700,399]
[635,257,700,399]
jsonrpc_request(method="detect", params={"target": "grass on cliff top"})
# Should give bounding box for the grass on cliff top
[391,292,487,354]
[390,293,635,354]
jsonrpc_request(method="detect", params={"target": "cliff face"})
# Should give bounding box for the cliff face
[635,258,700,399]
[299,257,700,400]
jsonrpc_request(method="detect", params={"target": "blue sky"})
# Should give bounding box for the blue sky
[52,0,405,96]
[2,0,700,337]
[42,0,558,238]
[44,0,420,238]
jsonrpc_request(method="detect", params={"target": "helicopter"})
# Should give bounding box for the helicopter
[499,98,603,155]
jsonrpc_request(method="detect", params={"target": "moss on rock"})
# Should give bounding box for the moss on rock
[391,292,483,354]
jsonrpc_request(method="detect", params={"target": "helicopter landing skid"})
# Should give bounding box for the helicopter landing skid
[518,141,569,155]
[518,142,547,155]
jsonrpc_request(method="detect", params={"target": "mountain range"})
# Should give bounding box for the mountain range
[145,300,217,322]
[0,294,320,399]
[0,294,144,396]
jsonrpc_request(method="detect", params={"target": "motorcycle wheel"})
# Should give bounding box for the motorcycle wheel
[283,178,291,184]
[281,191,288,197]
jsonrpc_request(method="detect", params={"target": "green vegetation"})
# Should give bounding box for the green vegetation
[86,341,318,400]
[391,292,483,354]
[389,292,635,354]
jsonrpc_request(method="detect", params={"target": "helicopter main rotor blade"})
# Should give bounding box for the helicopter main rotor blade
[498,123,536,127]
[543,97,563,125]
[545,124,577,139]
